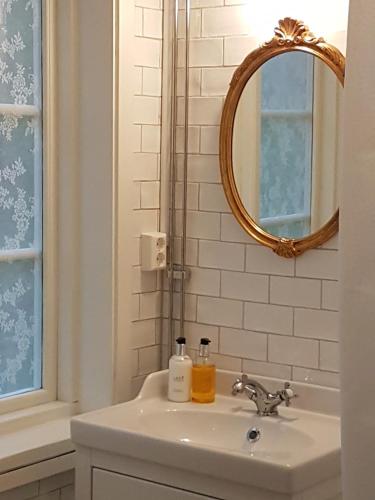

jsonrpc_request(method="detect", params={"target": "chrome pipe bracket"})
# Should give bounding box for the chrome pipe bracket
[167,265,191,281]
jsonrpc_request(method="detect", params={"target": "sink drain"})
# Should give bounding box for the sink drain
[247,427,261,443]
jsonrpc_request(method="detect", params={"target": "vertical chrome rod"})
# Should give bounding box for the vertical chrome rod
[180,0,190,339]
[167,0,179,358]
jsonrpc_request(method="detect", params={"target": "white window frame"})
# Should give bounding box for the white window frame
[0,0,135,420]
[0,0,57,415]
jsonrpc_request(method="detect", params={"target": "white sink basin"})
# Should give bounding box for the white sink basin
[114,402,320,463]
[71,370,341,496]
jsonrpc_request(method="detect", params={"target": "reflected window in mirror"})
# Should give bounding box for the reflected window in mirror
[233,52,343,240]
[260,52,314,238]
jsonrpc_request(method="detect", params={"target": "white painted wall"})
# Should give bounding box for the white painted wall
[339,1,375,498]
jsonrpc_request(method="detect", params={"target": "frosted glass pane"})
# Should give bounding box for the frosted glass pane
[261,52,313,111]
[0,115,39,250]
[0,259,41,398]
[0,0,42,249]
[260,116,312,219]
[0,1,43,400]
[0,0,41,105]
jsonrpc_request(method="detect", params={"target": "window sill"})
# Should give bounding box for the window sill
[0,401,76,493]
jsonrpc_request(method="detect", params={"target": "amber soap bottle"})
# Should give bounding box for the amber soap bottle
[192,338,216,403]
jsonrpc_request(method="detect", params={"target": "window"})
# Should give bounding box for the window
[0,0,53,407]
[259,51,314,238]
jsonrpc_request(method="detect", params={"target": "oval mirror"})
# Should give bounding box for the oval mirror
[220,18,345,257]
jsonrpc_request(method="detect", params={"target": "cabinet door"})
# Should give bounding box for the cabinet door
[92,468,218,500]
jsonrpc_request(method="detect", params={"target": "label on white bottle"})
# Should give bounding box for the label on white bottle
[168,357,192,402]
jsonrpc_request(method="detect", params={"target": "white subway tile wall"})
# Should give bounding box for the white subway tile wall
[0,471,74,500]
[130,3,341,392]
[131,0,164,393]
[175,3,340,389]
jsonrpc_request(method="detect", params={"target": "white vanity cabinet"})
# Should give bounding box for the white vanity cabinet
[75,444,341,500]
[76,446,230,500]
[92,469,216,500]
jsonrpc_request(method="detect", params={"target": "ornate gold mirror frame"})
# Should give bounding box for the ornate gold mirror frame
[219,18,345,257]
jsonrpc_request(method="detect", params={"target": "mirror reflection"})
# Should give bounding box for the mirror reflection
[233,51,343,239]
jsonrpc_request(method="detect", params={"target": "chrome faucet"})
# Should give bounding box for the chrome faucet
[232,374,296,416]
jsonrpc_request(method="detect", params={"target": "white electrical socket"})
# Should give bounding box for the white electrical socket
[141,232,167,271]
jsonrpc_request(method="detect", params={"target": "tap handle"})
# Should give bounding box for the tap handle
[232,374,247,395]
[233,374,248,386]
[232,374,251,396]
[282,382,297,407]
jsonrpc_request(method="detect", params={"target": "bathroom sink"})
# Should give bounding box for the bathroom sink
[133,407,314,459]
[71,370,341,496]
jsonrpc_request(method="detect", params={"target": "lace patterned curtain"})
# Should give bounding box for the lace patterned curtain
[0,0,42,398]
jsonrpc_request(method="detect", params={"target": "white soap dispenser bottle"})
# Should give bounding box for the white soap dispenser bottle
[168,337,192,402]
